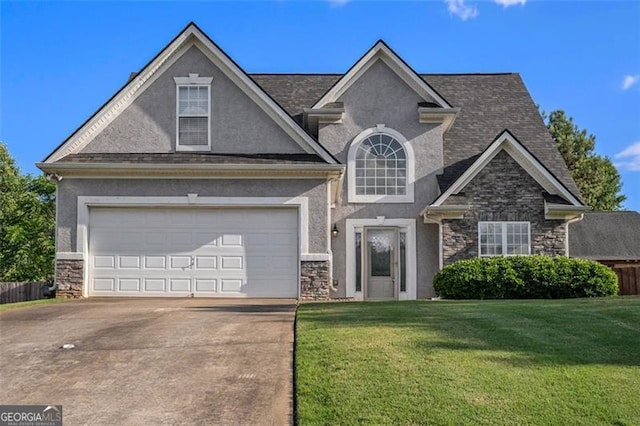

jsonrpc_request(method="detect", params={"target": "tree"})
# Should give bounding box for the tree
[0,143,56,281]
[545,110,626,211]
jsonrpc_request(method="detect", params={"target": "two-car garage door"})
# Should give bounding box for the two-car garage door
[88,207,298,298]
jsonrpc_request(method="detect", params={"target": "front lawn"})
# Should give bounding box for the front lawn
[296,298,640,425]
[0,298,67,312]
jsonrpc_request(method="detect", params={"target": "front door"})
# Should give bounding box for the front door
[364,228,398,300]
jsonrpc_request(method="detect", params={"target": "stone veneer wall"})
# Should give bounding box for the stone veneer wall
[55,259,84,298]
[300,261,330,300]
[442,151,567,265]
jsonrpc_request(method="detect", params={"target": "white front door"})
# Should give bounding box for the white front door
[364,228,398,300]
[88,207,298,298]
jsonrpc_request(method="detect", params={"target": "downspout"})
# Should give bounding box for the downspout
[565,213,585,257]
[327,178,338,294]
[43,173,62,297]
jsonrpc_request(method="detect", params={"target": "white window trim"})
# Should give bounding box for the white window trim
[347,126,415,203]
[75,196,314,298]
[478,221,531,257]
[174,74,213,152]
[345,218,417,300]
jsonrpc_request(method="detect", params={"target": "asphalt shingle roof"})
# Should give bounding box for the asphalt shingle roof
[569,211,640,260]
[250,73,581,200]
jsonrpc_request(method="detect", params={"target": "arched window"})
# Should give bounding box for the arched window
[348,126,414,203]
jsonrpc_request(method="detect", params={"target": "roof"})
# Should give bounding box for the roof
[309,40,453,109]
[569,211,640,260]
[56,153,327,165]
[42,22,338,165]
[428,129,582,207]
[250,73,581,200]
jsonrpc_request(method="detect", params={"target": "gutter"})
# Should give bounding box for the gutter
[36,162,345,179]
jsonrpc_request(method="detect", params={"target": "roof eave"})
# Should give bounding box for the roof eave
[545,202,591,220]
[420,204,471,223]
[36,161,345,179]
[418,107,461,133]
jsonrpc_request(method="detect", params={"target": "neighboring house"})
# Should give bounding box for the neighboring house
[38,23,589,300]
[570,211,640,295]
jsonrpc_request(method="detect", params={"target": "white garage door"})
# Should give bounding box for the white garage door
[88,207,298,297]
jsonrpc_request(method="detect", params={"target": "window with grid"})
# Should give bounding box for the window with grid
[354,134,407,196]
[177,85,210,148]
[479,222,530,256]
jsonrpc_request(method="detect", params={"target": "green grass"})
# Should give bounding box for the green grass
[0,297,68,312]
[296,297,640,425]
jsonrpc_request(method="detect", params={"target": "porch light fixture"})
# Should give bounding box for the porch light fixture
[331,224,339,238]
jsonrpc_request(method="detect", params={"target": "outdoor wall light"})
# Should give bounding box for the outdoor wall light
[331,224,339,238]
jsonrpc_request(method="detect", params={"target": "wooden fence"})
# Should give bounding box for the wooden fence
[612,266,640,296]
[0,282,47,304]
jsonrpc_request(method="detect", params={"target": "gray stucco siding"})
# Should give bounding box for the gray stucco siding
[320,60,444,298]
[82,44,307,155]
[56,178,328,254]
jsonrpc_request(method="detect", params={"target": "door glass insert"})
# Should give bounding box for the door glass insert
[368,230,392,277]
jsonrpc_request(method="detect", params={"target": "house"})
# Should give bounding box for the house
[570,211,640,295]
[38,23,589,300]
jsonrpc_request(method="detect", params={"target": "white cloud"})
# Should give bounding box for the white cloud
[614,142,640,171]
[494,0,526,7]
[622,75,640,90]
[446,0,479,21]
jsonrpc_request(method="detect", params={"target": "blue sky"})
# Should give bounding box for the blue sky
[1,1,638,210]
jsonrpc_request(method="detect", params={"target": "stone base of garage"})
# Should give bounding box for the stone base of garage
[55,259,84,299]
[55,258,331,300]
[300,261,330,301]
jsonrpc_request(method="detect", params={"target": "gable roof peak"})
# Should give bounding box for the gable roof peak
[42,22,337,165]
[429,128,584,208]
[311,38,453,109]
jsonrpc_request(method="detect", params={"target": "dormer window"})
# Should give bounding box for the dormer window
[174,74,213,151]
[347,126,414,203]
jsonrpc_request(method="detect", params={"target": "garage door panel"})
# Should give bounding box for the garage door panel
[195,279,217,292]
[144,279,166,292]
[221,234,243,247]
[89,207,298,298]
[194,233,219,247]
[169,279,191,292]
[94,255,115,269]
[118,278,140,292]
[144,256,166,269]
[119,256,140,269]
[169,256,192,269]
[220,279,243,293]
[93,278,115,292]
[195,256,217,270]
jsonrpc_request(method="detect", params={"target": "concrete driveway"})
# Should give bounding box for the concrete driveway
[0,298,296,425]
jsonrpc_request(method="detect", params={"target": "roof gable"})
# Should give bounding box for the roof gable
[43,23,337,164]
[430,129,584,207]
[248,73,582,201]
[311,40,452,109]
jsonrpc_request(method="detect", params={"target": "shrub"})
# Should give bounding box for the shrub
[433,256,618,299]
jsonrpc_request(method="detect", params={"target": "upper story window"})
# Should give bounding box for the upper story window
[174,74,213,151]
[347,126,414,203]
[478,221,531,256]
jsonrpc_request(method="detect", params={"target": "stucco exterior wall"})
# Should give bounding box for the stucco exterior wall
[56,178,328,254]
[320,60,442,298]
[442,150,567,264]
[82,44,306,155]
